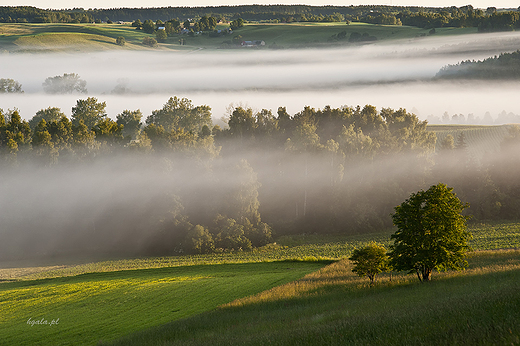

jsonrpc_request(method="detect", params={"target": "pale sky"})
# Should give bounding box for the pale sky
[0,1,518,10]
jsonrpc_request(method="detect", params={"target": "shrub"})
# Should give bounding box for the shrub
[142,37,158,47]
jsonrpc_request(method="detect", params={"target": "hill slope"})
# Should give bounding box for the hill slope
[0,22,477,52]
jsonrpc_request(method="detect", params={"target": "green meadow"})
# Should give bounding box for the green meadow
[0,261,327,345]
[105,251,520,346]
[1,222,520,345]
[0,23,156,51]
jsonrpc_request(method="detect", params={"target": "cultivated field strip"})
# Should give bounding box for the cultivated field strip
[1,222,519,282]
[430,124,511,159]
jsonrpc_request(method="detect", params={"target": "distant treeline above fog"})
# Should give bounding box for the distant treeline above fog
[1,5,520,32]
[437,49,520,79]
[1,95,520,261]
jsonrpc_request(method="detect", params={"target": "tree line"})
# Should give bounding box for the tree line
[436,49,520,79]
[1,5,519,32]
[1,97,520,260]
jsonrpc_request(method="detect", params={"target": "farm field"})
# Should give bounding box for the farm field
[0,22,479,52]
[427,124,513,158]
[0,261,327,346]
[1,221,520,345]
[0,23,153,51]
[104,250,520,346]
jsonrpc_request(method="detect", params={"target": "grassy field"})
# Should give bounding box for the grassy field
[103,250,520,346]
[0,22,479,52]
[0,23,157,51]
[1,221,519,345]
[0,261,327,345]
[1,221,518,282]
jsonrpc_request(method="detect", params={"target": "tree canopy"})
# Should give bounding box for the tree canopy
[71,97,107,129]
[0,78,23,93]
[42,73,87,94]
[349,242,389,284]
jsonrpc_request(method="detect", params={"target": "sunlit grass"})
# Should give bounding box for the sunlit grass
[106,250,520,346]
[0,262,326,346]
[2,221,519,345]
[2,221,518,282]
[14,33,117,49]
[0,23,157,51]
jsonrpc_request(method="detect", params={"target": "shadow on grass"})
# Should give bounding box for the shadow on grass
[102,256,520,346]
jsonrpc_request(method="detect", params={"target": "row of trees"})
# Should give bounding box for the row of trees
[8,97,520,225]
[355,6,520,31]
[436,50,520,79]
[1,97,520,260]
[131,16,221,43]
[0,6,94,23]
[2,5,519,31]
[2,96,220,163]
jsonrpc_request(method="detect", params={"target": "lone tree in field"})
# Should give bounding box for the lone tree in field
[389,183,471,282]
[349,242,389,285]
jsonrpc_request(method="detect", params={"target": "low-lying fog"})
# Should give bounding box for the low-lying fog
[2,30,520,124]
[2,30,520,265]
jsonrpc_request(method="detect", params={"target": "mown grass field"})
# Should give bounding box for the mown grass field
[0,22,479,52]
[0,261,328,345]
[1,221,519,345]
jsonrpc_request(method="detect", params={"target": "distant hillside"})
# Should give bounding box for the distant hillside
[436,50,520,79]
[0,22,470,52]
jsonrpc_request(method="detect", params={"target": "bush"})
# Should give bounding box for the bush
[116,36,125,46]
[142,37,157,47]
[349,242,389,284]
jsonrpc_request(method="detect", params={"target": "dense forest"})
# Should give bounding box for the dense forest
[1,5,520,32]
[436,50,520,79]
[1,95,520,261]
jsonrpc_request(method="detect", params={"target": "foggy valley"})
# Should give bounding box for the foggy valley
[1,26,520,262]
[1,30,520,123]
[3,5,520,346]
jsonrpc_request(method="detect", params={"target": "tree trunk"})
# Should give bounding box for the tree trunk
[422,268,432,282]
[416,269,422,282]
[369,274,375,286]
[303,156,308,217]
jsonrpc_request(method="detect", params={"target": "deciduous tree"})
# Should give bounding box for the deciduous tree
[156,29,167,42]
[29,107,66,131]
[71,97,107,130]
[349,242,389,284]
[0,78,23,93]
[116,109,142,139]
[389,183,471,282]
[42,73,87,94]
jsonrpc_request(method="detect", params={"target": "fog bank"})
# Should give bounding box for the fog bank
[1,31,520,123]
